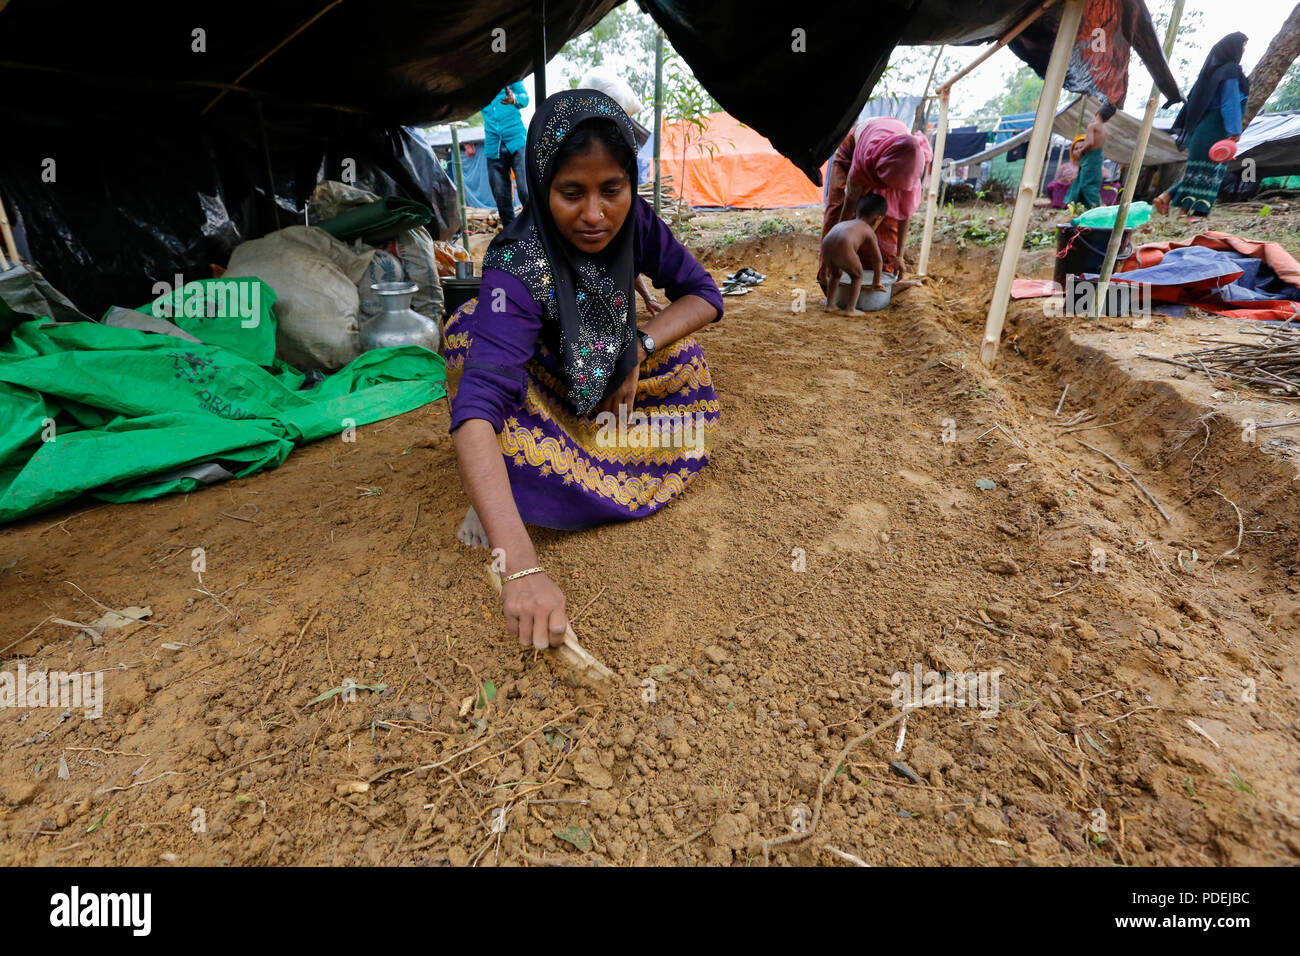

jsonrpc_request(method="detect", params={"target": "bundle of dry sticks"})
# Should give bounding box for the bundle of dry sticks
[1143,319,1300,397]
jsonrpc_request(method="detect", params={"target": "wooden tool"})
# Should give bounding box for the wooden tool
[486,566,614,692]
[0,193,19,268]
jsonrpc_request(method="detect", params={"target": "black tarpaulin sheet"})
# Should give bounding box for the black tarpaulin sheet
[0,0,1181,311]
[643,0,1181,183]
[0,0,619,314]
[1229,111,1300,180]
[0,121,460,316]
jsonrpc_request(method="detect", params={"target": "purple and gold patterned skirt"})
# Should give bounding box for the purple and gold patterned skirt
[444,297,720,530]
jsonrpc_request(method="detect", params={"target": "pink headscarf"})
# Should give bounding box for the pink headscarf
[848,117,933,221]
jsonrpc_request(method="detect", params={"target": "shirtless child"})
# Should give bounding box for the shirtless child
[820,193,887,316]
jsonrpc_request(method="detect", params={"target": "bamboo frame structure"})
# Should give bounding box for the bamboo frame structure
[979,0,1086,366]
[0,193,17,269]
[654,29,664,216]
[1090,0,1185,318]
[450,124,471,256]
[915,0,1061,277]
[916,87,949,277]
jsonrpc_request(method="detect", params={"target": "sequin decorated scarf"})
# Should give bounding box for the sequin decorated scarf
[482,89,639,417]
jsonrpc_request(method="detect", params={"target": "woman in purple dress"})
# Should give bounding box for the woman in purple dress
[445,90,723,650]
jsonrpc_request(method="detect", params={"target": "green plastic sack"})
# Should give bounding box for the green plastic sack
[317,196,434,244]
[0,316,445,523]
[133,276,278,366]
[1073,201,1152,230]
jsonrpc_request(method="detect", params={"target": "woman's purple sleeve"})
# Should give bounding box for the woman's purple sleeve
[449,268,543,434]
[633,198,724,321]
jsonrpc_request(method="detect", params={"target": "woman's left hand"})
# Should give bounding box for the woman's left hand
[596,349,642,417]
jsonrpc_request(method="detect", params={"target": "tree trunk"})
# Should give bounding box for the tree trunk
[1245,2,1300,125]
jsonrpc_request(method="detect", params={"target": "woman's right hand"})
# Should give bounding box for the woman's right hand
[503,571,569,649]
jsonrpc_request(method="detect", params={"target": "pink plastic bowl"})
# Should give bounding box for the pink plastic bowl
[1209,138,1237,163]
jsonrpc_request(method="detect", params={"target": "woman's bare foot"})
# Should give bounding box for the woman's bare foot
[1153,192,1171,215]
[457,505,489,549]
[839,307,865,316]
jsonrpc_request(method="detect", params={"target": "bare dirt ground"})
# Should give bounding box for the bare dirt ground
[2,204,1298,866]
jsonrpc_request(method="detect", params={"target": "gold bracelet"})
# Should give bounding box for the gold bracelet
[502,566,544,584]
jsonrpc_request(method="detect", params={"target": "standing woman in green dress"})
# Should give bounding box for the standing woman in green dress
[1155,33,1249,219]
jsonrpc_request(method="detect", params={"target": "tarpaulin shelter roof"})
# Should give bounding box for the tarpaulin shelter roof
[656,112,826,209]
[645,0,1181,182]
[425,127,487,148]
[950,96,1183,166]
[1,0,1181,312]
[1228,110,1300,180]
[1,0,1181,181]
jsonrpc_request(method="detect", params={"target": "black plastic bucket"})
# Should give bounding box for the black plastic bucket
[441,276,482,319]
[1054,223,1134,287]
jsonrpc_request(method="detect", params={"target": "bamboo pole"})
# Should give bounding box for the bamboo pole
[1090,0,1185,319]
[938,0,1061,91]
[450,125,471,256]
[914,0,1060,277]
[0,192,17,268]
[654,29,664,216]
[916,87,949,277]
[1038,137,1056,197]
[913,45,945,134]
[980,0,1086,366]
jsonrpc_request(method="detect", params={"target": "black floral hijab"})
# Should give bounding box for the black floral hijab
[482,89,639,417]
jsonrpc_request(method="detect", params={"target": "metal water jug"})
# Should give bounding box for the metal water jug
[360,281,441,353]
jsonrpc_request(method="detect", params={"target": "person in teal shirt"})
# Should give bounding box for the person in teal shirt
[483,82,530,227]
[1155,33,1250,219]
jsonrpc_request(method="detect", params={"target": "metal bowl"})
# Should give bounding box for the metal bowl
[835,271,895,312]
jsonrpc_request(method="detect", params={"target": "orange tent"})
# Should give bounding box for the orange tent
[658,111,826,209]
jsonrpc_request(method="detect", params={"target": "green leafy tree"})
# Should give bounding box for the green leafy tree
[556,5,717,115]
[982,66,1046,118]
[1145,1,1206,90]
[558,4,658,104]
[1264,61,1300,112]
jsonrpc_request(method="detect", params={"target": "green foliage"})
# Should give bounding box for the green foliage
[556,5,718,117]
[554,825,593,852]
[874,46,966,111]
[1138,1,1207,93]
[756,217,794,237]
[949,218,1054,251]
[558,5,659,105]
[1264,62,1300,113]
[983,65,1045,118]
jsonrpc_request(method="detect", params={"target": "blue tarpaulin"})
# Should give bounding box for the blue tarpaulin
[1099,246,1300,308]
